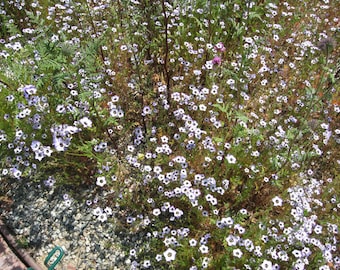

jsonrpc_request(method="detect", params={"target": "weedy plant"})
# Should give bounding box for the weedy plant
[0,0,339,269]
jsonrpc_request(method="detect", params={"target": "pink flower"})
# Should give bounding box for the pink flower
[215,42,226,52]
[212,56,222,65]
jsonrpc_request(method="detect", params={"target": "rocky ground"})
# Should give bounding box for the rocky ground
[0,181,141,270]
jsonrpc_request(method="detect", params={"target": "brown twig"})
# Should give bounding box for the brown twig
[0,219,44,270]
[161,0,171,108]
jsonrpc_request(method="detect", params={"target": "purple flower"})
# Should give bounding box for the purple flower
[215,42,226,52]
[212,56,222,65]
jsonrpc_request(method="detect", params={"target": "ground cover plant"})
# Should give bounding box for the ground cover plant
[0,0,339,269]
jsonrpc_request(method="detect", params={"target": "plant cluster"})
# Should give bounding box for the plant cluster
[0,0,339,269]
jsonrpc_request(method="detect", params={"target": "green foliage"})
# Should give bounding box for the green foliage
[0,0,339,269]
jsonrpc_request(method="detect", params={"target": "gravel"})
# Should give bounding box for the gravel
[0,181,140,270]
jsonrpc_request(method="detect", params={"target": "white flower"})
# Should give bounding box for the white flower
[31,140,42,151]
[43,146,53,157]
[142,260,151,268]
[227,79,235,85]
[53,137,66,152]
[272,196,283,206]
[79,117,92,128]
[260,259,273,270]
[96,176,106,187]
[189,239,197,246]
[93,207,102,216]
[98,213,107,222]
[226,154,237,164]
[152,208,161,216]
[233,248,243,258]
[221,217,234,227]
[173,208,183,218]
[104,207,113,216]
[65,125,80,134]
[226,235,239,246]
[21,85,37,95]
[199,245,209,254]
[35,151,45,161]
[199,104,207,111]
[11,168,22,179]
[163,248,176,262]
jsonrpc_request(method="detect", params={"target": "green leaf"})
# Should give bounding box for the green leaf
[286,128,298,140]
[104,117,118,126]
[235,111,249,123]
[213,136,224,143]
[212,103,229,113]
[248,11,263,22]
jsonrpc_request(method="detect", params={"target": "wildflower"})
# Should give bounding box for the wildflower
[189,239,197,246]
[199,104,207,111]
[142,260,151,268]
[35,151,45,161]
[98,142,107,150]
[163,237,177,247]
[221,217,234,227]
[226,79,235,85]
[20,85,37,96]
[79,117,92,128]
[226,235,239,246]
[232,248,243,258]
[127,216,135,224]
[98,213,107,222]
[155,254,162,262]
[11,168,22,179]
[104,207,113,216]
[173,208,183,218]
[152,208,161,216]
[292,250,302,258]
[44,176,55,187]
[93,207,102,216]
[260,260,273,270]
[272,196,283,206]
[70,90,78,96]
[202,257,210,268]
[6,95,15,102]
[239,208,248,215]
[31,140,42,151]
[235,224,245,234]
[215,42,226,52]
[205,61,213,69]
[261,235,269,243]
[64,199,72,207]
[314,225,323,234]
[163,248,176,262]
[199,245,209,254]
[251,150,260,157]
[130,249,136,257]
[226,154,237,164]
[212,56,222,65]
[43,147,53,157]
[244,239,254,252]
[96,176,106,187]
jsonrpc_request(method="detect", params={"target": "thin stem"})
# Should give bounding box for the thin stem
[131,50,148,136]
[82,0,119,149]
[0,78,14,91]
[161,0,171,108]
